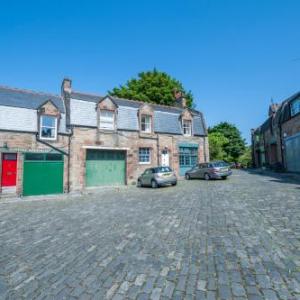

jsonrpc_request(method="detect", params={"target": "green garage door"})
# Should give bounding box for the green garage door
[86,150,126,187]
[23,153,64,196]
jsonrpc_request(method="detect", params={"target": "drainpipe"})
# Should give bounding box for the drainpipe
[67,126,74,193]
[279,124,285,169]
[36,134,69,156]
[157,134,160,165]
[203,136,207,162]
[36,129,73,193]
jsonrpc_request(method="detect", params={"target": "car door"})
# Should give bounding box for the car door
[200,163,207,178]
[142,169,153,186]
[190,164,200,178]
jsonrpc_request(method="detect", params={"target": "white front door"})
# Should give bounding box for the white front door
[161,150,169,166]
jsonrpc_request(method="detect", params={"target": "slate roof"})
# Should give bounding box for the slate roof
[0,86,65,113]
[70,91,101,103]
[255,91,300,134]
[71,91,203,116]
[70,91,207,135]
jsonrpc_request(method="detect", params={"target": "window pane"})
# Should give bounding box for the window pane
[139,148,150,163]
[3,154,17,160]
[291,99,300,116]
[179,147,198,167]
[100,110,114,129]
[42,116,56,127]
[40,115,57,139]
[45,154,63,161]
[141,115,151,132]
[100,110,114,119]
[41,127,55,138]
[25,153,45,161]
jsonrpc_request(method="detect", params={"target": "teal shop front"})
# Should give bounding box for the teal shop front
[178,143,199,176]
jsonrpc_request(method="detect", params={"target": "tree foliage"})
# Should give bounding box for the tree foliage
[238,146,252,167]
[208,122,246,162]
[208,132,229,161]
[108,69,194,107]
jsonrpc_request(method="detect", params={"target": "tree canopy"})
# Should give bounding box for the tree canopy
[208,122,246,162]
[108,69,194,107]
[208,132,229,161]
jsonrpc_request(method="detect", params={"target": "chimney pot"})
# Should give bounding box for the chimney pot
[62,78,72,95]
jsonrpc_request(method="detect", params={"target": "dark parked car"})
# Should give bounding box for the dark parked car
[185,161,232,180]
[137,166,177,188]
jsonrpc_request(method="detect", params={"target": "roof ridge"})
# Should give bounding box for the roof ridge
[0,84,61,98]
[72,90,103,98]
[71,90,202,113]
[111,95,184,110]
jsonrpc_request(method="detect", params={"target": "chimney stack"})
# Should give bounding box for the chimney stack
[61,78,72,128]
[174,89,187,108]
[268,102,279,117]
[62,78,72,95]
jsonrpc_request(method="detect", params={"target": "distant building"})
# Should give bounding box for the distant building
[251,92,300,172]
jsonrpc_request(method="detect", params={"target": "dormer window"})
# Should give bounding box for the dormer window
[141,115,152,133]
[100,110,115,130]
[291,98,300,117]
[182,119,192,136]
[40,115,57,140]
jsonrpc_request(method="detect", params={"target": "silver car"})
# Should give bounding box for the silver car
[137,166,177,188]
[185,161,232,180]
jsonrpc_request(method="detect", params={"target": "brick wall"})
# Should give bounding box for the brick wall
[69,127,207,191]
[282,114,300,138]
[0,131,70,196]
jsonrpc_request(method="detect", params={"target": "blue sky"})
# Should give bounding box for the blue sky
[1,0,300,143]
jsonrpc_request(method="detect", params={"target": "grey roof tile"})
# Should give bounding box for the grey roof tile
[193,115,206,136]
[0,86,65,112]
[70,91,102,103]
[68,91,208,136]
[154,111,182,134]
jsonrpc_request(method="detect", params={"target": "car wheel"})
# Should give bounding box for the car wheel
[151,180,158,188]
[171,181,177,186]
[204,173,210,181]
[221,176,227,180]
[137,180,142,187]
[185,174,191,180]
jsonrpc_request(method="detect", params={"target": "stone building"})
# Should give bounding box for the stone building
[0,86,70,197]
[62,79,209,192]
[251,91,300,172]
[0,79,209,197]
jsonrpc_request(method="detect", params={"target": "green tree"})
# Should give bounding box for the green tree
[208,122,246,161]
[238,146,252,167]
[109,69,194,107]
[208,132,229,161]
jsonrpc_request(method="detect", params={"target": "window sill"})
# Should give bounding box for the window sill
[39,137,57,141]
[98,128,117,133]
[140,130,152,134]
[139,162,151,165]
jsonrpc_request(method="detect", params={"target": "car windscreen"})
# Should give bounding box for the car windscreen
[154,167,172,173]
[212,162,228,167]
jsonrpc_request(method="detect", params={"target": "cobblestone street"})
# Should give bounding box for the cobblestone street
[0,170,299,299]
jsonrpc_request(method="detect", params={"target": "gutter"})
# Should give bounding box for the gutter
[36,134,69,156]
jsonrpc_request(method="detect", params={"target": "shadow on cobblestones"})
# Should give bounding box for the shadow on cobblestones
[242,168,300,187]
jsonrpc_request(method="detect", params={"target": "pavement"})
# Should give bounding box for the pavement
[0,170,299,299]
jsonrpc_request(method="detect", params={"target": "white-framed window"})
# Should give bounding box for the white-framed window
[141,115,152,133]
[40,115,57,140]
[139,147,151,164]
[291,98,300,117]
[182,119,192,136]
[100,110,115,130]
